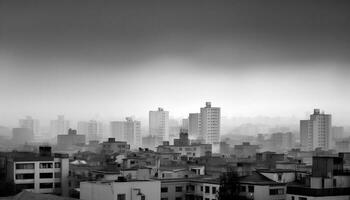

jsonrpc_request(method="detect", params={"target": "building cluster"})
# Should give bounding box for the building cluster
[1,107,350,200]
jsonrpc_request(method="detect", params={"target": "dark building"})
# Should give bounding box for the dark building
[174,129,190,146]
[256,151,285,169]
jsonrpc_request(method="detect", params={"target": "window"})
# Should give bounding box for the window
[291,197,295,200]
[201,186,203,191]
[205,186,210,193]
[212,187,217,194]
[54,182,61,188]
[161,198,168,200]
[40,162,53,169]
[40,173,53,178]
[175,198,182,200]
[161,187,168,193]
[240,186,246,192]
[248,186,254,193]
[176,186,183,192]
[54,172,61,178]
[15,173,34,179]
[298,198,307,200]
[278,174,282,181]
[205,198,210,200]
[16,163,34,169]
[117,194,126,200]
[15,183,34,192]
[40,183,53,189]
[54,162,61,168]
[269,188,284,195]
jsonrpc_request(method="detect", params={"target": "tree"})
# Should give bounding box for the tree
[218,172,248,200]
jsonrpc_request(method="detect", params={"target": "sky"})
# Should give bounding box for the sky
[1,0,350,127]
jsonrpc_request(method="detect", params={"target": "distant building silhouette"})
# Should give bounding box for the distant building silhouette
[19,116,39,137]
[50,115,69,137]
[149,108,169,145]
[110,117,141,149]
[12,128,34,144]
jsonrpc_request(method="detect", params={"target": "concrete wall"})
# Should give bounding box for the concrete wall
[81,180,161,200]
[287,194,349,200]
[260,172,295,183]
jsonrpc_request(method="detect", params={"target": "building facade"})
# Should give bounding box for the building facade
[12,128,34,145]
[57,129,86,148]
[188,113,201,140]
[78,120,103,142]
[19,116,39,137]
[0,147,69,196]
[149,108,169,145]
[50,115,70,137]
[200,102,220,145]
[300,109,332,151]
[80,179,161,200]
[110,117,141,149]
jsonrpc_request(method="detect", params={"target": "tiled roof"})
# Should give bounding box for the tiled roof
[239,171,285,186]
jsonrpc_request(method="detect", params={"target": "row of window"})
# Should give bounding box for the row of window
[15,172,61,180]
[240,185,254,193]
[291,197,307,200]
[15,182,61,189]
[161,185,217,195]
[15,162,61,170]
[269,188,284,195]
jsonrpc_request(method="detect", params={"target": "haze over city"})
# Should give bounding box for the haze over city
[1,0,350,127]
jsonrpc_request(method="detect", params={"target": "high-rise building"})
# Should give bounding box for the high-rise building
[77,120,103,142]
[50,115,69,137]
[181,118,189,130]
[19,116,39,137]
[149,108,169,145]
[300,109,332,151]
[188,113,201,139]
[200,102,220,144]
[110,117,141,149]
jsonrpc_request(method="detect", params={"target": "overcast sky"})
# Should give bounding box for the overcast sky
[1,0,350,126]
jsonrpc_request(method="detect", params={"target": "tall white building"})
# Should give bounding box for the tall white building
[300,109,332,151]
[110,117,141,149]
[188,113,201,139]
[200,102,220,144]
[181,118,189,130]
[77,120,103,142]
[19,116,39,137]
[149,107,169,145]
[50,115,69,137]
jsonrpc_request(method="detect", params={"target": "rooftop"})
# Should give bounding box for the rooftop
[0,191,76,200]
[239,171,285,186]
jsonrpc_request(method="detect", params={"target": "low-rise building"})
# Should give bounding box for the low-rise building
[238,171,287,200]
[0,146,69,196]
[80,179,161,200]
[233,142,259,160]
[157,143,212,159]
[101,138,130,154]
[287,156,350,200]
[160,177,220,200]
[57,129,86,149]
